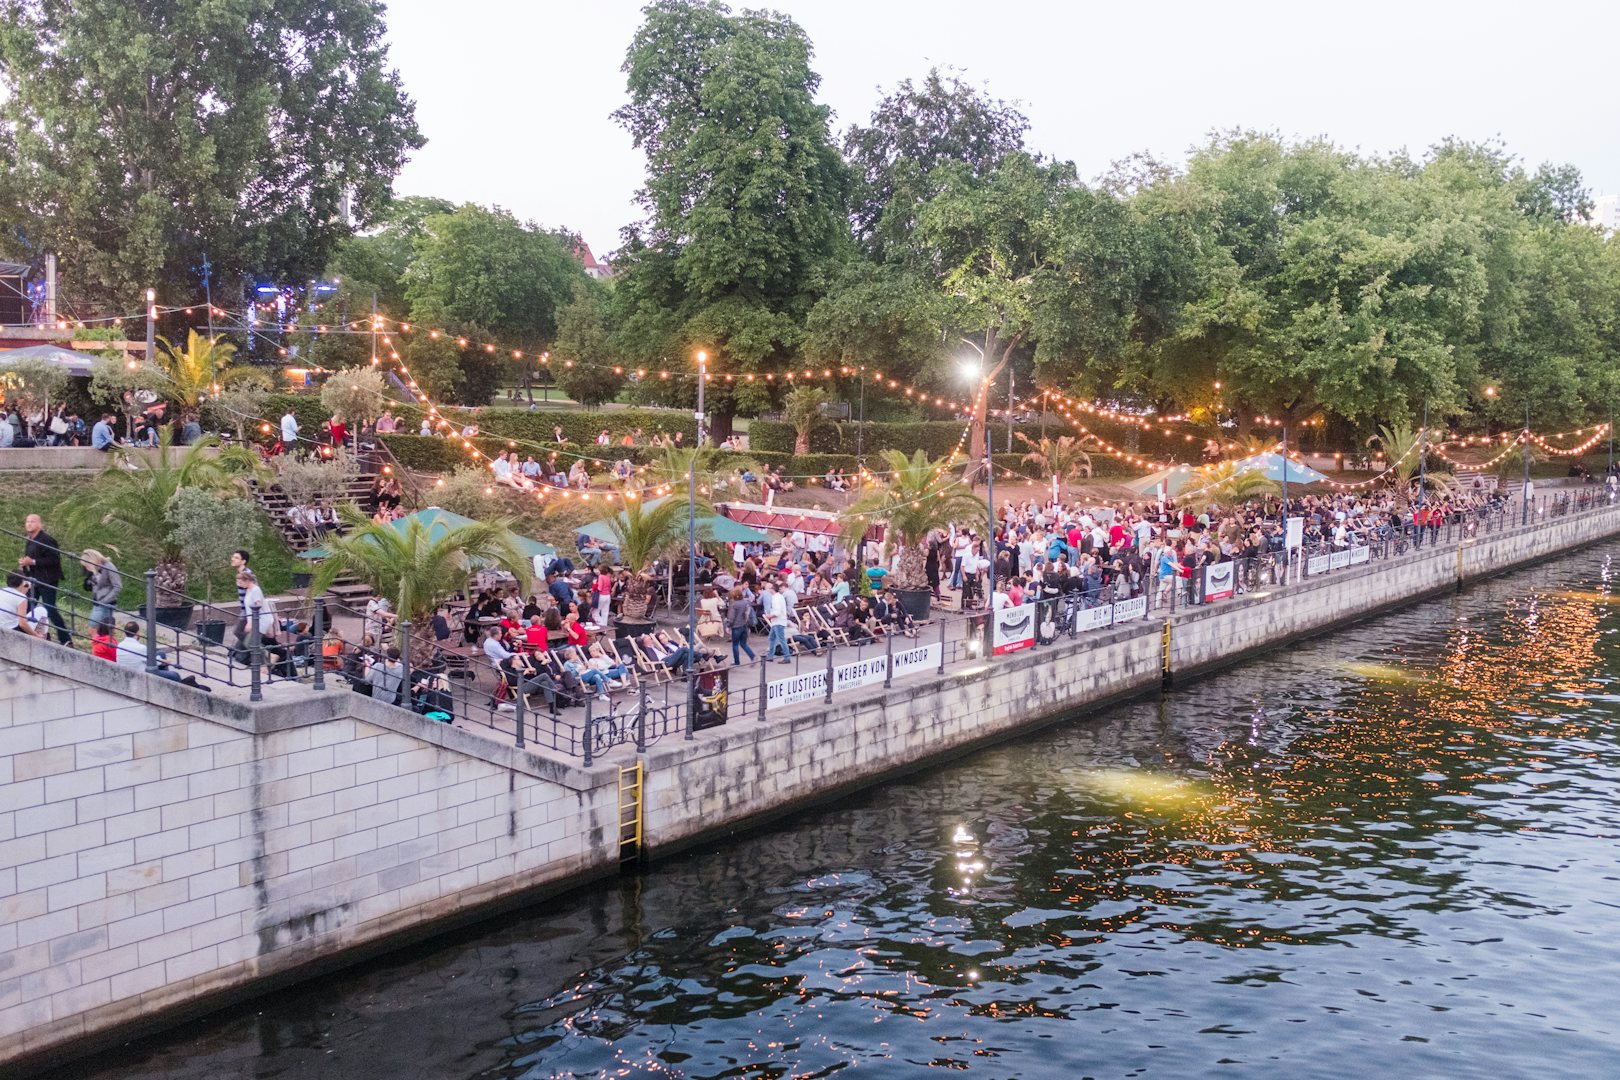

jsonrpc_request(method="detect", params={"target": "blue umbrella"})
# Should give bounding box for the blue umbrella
[1232,452,1330,486]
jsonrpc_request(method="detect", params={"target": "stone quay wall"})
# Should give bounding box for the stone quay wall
[3,501,1618,1070]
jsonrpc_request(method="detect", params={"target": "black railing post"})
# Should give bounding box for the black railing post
[884,625,894,688]
[583,696,594,767]
[758,653,768,720]
[513,681,526,749]
[938,617,947,675]
[248,602,263,702]
[824,645,835,704]
[143,570,159,674]
[636,678,647,752]
[311,598,326,691]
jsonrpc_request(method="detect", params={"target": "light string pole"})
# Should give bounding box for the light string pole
[685,348,706,741]
[983,423,996,659]
[1418,399,1428,514]
[1523,401,1532,526]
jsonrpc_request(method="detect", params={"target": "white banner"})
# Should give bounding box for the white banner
[1286,516,1305,552]
[1203,561,1236,601]
[992,606,1036,654]
[766,642,944,710]
[1113,596,1147,623]
[1329,549,1351,570]
[1349,545,1370,565]
[1076,604,1112,631]
[1307,554,1330,575]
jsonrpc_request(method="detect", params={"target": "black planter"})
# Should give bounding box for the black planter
[616,618,654,641]
[196,619,227,647]
[291,571,312,590]
[137,602,195,631]
[896,587,932,621]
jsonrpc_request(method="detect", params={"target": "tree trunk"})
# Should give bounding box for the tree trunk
[794,428,810,455]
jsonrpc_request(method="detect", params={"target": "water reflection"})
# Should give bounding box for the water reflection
[55,543,1620,1080]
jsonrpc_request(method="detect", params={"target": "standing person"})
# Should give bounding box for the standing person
[763,581,791,663]
[19,514,70,644]
[726,586,756,665]
[80,549,122,629]
[279,406,299,449]
[590,564,613,627]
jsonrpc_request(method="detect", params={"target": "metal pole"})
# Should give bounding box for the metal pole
[514,679,526,749]
[1041,390,1048,442]
[856,365,865,476]
[1418,400,1427,509]
[824,645,834,704]
[312,598,326,690]
[144,288,156,367]
[248,602,263,702]
[635,678,647,753]
[937,617,946,675]
[582,697,593,767]
[983,427,996,658]
[757,653,767,721]
[685,351,705,739]
[884,626,894,688]
[1281,426,1290,520]
[143,570,158,673]
[202,256,214,339]
[1006,364,1015,453]
[1523,404,1531,526]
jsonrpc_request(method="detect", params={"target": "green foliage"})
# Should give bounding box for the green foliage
[311,507,532,650]
[1195,460,1279,507]
[0,0,421,307]
[319,366,391,424]
[166,488,260,580]
[0,354,72,415]
[155,330,235,408]
[552,282,625,407]
[840,450,987,590]
[782,385,832,455]
[273,450,360,508]
[567,491,707,576]
[1017,434,1093,498]
[201,369,273,442]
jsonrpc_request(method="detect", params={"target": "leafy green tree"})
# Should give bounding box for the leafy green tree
[611,0,850,427]
[0,0,422,307]
[320,366,391,426]
[552,283,625,408]
[0,354,72,419]
[201,368,273,442]
[155,330,235,409]
[782,385,832,455]
[403,203,587,405]
[844,66,1028,259]
[1016,434,1093,501]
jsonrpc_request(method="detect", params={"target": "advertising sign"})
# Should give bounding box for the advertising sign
[1307,554,1331,576]
[1349,545,1370,565]
[766,642,944,710]
[992,606,1036,655]
[1285,516,1305,552]
[1329,549,1352,571]
[1203,561,1236,602]
[1112,596,1147,623]
[1076,604,1113,632]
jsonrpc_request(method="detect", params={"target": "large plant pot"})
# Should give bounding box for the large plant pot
[139,602,195,632]
[896,587,933,621]
[196,619,227,647]
[616,618,654,641]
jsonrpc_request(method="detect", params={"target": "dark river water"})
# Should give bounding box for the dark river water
[58,543,1620,1080]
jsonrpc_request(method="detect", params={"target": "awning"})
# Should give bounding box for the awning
[719,502,884,543]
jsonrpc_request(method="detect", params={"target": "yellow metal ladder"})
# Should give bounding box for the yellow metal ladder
[1160,620,1173,687]
[617,762,644,862]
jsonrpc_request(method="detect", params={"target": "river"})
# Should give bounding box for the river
[55,541,1620,1079]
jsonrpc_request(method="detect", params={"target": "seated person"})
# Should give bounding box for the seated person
[523,615,549,651]
[113,620,211,690]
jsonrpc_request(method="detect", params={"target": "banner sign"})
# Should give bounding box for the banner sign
[1307,554,1331,575]
[1113,596,1147,623]
[1076,604,1113,632]
[766,642,943,710]
[1349,545,1370,565]
[1203,561,1236,601]
[1329,550,1352,570]
[992,606,1036,654]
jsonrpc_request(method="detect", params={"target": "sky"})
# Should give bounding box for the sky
[381,0,1620,256]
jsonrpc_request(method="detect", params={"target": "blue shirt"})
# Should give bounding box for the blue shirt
[91,420,115,449]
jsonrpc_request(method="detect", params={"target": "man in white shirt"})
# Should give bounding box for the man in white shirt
[280,409,299,447]
[482,629,514,664]
[763,582,790,663]
[0,573,37,635]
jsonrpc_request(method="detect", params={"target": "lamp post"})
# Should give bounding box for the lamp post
[144,288,155,363]
[1280,425,1290,521]
[856,364,866,479]
[1417,399,1428,511]
[1006,363,1015,453]
[983,424,996,659]
[1522,402,1532,526]
[686,350,706,733]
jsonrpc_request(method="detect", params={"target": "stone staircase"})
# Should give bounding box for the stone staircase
[248,475,377,612]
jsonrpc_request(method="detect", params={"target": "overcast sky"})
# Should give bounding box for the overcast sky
[382,0,1619,255]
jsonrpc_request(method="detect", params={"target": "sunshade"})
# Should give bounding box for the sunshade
[0,343,98,376]
[1124,465,1204,497]
[577,495,771,545]
[300,506,556,562]
[1231,452,1330,486]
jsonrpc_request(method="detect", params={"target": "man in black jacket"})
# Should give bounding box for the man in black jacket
[20,514,70,644]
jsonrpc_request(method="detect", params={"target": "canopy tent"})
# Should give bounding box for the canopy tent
[718,501,882,543]
[1124,465,1204,498]
[0,343,98,376]
[300,507,556,565]
[576,496,771,546]
[1231,452,1331,486]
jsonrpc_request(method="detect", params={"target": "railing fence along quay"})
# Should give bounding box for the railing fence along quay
[3,488,1615,761]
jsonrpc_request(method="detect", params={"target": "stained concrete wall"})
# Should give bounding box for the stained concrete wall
[2,502,1618,1070]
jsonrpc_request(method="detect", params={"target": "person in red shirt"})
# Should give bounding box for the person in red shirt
[90,622,117,661]
[563,610,589,648]
[524,616,548,651]
[326,414,348,449]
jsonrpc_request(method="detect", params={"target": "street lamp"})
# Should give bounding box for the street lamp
[685,349,707,740]
[1522,400,1532,526]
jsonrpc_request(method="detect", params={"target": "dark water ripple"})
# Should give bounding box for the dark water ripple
[55,544,1620,1080]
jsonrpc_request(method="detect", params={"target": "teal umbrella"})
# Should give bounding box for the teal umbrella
[1231,452,1330,486]
[300,506,556,562]
[576,496,771,545]
[1124,465,1204,497]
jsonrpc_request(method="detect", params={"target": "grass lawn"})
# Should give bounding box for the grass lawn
[0,473,301,617]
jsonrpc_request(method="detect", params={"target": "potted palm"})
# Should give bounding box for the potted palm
[310,507,532,666]
[840,449,988,620]
[1017,433,1094,502]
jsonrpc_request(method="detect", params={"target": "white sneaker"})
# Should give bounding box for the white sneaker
[597,692,609,702]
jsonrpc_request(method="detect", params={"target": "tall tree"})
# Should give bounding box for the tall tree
[552,282,625,408]
[843,67,1029,259]
[0,0,422,310]
[611,0,850,430]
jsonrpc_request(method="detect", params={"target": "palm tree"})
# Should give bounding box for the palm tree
[596,491,714,575]
[647,446,761,501]
[840,449,987,592]
[156,330,237,408]
[1017,433,1093,501]
[783,385,831,455]
[1195,460,1279,507]
[310,507,531,662]
[65,430,263,600]
[1374,422,1432,510]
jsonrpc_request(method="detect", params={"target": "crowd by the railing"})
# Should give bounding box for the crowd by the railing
[4,483,1618,765]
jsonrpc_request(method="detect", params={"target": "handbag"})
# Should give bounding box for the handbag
[49,416,68,435]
